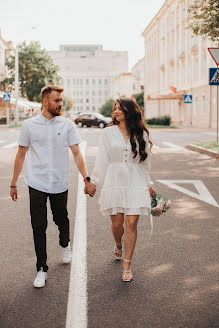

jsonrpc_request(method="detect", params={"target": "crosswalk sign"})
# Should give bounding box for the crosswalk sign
[183,95,192,103]
[209,68,219,85]
[3,94,11,103]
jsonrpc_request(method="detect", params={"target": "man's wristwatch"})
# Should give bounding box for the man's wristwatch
[84,177,91,183]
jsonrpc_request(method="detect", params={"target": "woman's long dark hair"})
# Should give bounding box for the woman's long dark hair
[112,98,152,162]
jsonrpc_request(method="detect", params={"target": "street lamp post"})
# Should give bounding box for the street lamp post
[14,45,19,125]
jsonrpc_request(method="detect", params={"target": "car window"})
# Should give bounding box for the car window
[95,113,105,119]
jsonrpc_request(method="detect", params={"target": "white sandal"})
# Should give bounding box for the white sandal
[114,241,123,260]
[122,259,133,282]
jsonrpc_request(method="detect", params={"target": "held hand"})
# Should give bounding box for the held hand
[149,187,156,198]
[10,187,18,201]
[84,182,96,197]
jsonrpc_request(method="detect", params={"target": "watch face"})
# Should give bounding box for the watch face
[86,177,91,182]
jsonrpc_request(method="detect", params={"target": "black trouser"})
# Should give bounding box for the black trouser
[29,187,69,272]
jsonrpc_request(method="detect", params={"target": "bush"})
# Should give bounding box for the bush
[146,115,171,126]
[99,98,114,117]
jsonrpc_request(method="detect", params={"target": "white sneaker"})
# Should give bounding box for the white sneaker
[33,268,47,288]
[62,242,71,264]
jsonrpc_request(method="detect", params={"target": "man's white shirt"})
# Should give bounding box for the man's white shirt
[18,114,81,194]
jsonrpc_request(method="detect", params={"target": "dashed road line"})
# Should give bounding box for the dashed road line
[66,141,87,328]
[2,141,18,149]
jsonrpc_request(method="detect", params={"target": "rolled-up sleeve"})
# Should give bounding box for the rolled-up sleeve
[18,120,30,147]
[68,122,81,146]
[91,130,110,187]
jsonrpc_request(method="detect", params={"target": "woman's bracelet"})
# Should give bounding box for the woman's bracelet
[10,185,17,188]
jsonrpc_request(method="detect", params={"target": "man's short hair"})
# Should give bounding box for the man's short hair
[41,85,64,101]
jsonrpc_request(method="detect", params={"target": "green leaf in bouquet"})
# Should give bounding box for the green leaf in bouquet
[151,198,157,207]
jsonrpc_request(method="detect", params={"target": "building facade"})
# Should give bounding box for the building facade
[131,57,144,94]
[112,73,134,99]
[49,45,128,112]
[0,29,13,91]
[142,0,217,128]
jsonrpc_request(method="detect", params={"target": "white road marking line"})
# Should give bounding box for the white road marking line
[2,141,18,149]
[66,141,87,328]
[157,180,219,208]
[0,140,4,144]
[161,142,184,150]
[202,132,216,136]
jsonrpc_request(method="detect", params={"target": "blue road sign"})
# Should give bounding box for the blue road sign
[184,95,192,104]
[209,68,219,85]
[3,94,11,103]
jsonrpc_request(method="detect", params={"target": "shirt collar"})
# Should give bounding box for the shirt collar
[39,113,58,123]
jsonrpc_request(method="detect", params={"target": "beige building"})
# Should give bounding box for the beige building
[112,73,134,99]
[142,0,217,128]
[49,45,128,112]
[131,57,144,94]
[0,29,13,91]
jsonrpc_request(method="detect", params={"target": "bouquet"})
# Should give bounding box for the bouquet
[151,193,171,216]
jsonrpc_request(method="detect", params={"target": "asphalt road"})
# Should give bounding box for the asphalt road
[0,126,219,328]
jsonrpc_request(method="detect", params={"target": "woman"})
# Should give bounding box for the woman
[90,98,156,282]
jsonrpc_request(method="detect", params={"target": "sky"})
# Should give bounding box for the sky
[0,0,165,70]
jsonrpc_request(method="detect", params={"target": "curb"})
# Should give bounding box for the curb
[185,144,219,159]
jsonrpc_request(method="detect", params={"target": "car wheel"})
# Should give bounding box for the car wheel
[99,122,105,129]
[77,121,83,128]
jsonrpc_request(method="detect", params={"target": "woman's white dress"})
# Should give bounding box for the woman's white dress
[91,125,153,216]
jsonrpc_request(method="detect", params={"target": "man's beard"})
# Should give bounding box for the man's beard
[48,107,62,117]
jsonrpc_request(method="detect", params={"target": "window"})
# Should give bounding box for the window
[202,54,206,78]
[201,96,206,114]
[92,91,95,96]
[104,79,108,85]
[86,79,89,85]
[98,79,102,85]
[98,90,102,96]
[92,79,95,85]
[86,98,89,103]
[194,57,198,80]
[193,97,197,115]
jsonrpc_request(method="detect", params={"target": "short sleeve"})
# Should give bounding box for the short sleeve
[18,120,30,147]
[68,121,82,146]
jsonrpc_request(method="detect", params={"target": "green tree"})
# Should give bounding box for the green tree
[187,0,219,44]
[3,41,60,102]
[132,91,144,110]
[99,98,114,117]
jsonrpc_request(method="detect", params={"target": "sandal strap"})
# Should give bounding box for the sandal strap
[114,247,122,255]
[124,259,131,263]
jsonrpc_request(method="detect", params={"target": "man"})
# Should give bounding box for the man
[10,85,96,288]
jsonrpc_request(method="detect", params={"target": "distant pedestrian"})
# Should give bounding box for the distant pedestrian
[85,98,156,281]
[10,85,96,288]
